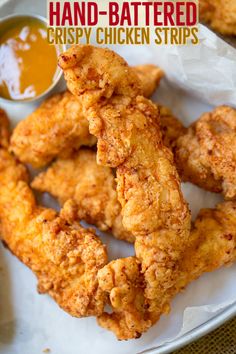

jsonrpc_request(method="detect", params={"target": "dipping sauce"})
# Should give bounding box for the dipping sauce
[0,18,58,101]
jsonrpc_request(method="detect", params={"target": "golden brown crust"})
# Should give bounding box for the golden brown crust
[10,91,96,168]
[10,65,162,168]
[59,46,236,338]
[32,149,134,243]
[59,45,191,337]
[31,106,185,246]
[31,106,185,245]
[0,108,10,148]
[0,45,235,341]
[175,106,236,199]
[0,148,107,317]
[134,65,164,98]
[199,0,236,35]
[159,105,187,149]
[97,257,152,340]
[96,201,236,339]
[175,201,236,292]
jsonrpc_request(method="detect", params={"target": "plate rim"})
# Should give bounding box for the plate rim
[139,301,236,354]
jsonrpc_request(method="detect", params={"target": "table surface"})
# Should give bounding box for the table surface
[174,316,236,354]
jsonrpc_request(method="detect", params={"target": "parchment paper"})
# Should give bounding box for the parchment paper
[0,1,236,353]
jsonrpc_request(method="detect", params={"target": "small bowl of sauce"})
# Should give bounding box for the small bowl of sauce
[0,14,65,102]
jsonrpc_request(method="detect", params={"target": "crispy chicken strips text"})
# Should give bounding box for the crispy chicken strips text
[59,44,191,337]
[10,65,163,168]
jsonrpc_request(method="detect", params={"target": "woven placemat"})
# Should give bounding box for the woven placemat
[174,317,236,354]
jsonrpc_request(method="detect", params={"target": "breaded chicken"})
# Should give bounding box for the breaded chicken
[59,45,191,337]
[97,257,151,339]
[134,65,164,98]
[175,106,236,200]
[32,149,134,242]
[161,105,236,199]
[32,104,184,242]
[0,148,107,317]
[159,105,186,149]
[32,105,236,249]
[31,106,185,244]
[97,201,236,339]
[10,91,96,168]
[0,108,10,148]
[199,0,236,35]
[10,65,163,168]
[176,201,236,288]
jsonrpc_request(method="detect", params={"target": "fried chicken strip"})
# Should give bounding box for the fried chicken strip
[10,65,163,168]
[10,91,96,168]
[159,105,186,149]
[0,108,10,148]
[97,201,236,339]
[31,106,185,244]
[97,257,151,339]
[32,104,236,250]
[134,65,164,98]
[176,201,236,286]
[59,45,191,337]
[0,148,107,317]
[32,149,134,242]
[199,0,236,36]
[175,106,236,200]
[159,105,236,200]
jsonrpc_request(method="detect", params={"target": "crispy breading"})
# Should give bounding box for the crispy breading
[199,0,236,35]
[10,91,96,168]
[31,106,185,244]
[10,65,163,168]
[134,65,164,98]
[32,149,134,242]
[176,201,236,288]
[0,148,107,317]
[59,44,191,338]
[159,105,186,149]
[32,104,236,250]
[97,257,152,339]
[0,108,10,148]
[175,106,236,200]
[97,201,236,339]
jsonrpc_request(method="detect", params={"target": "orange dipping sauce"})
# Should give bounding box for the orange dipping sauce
[0,18,58,101]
